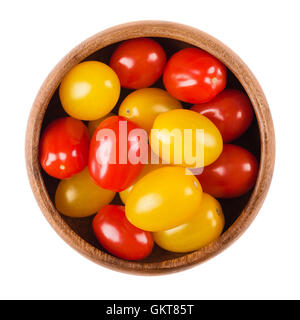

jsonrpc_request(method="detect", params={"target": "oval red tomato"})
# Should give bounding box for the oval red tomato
[93,205,153,260]
[191,89,253,142]
[163,48,227,103]
[88,115,145,192]
[110,37,166,89]
[40,117,90,179]
[196,144,259,198]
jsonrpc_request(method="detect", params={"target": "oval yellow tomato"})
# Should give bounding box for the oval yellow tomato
[88,112,115,137]
[150,109,223,167]
[55,167,115,218]
[59,61,120,121]
[119,88,182,133]
[125,166,203,232]
[154,193,225,252]
[119,162,165,204]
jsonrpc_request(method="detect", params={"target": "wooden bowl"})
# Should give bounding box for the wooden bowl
[25,21,275,275]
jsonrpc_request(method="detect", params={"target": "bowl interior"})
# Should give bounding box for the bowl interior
[40,37,260,264]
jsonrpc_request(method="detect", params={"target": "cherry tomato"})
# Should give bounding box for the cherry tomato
[154,193,225,252]
[89,116,145,192]
[40,117,90,179]
[119,162,165,204]
[163,48,227,103]
[119,88,182,133]
[196,144,259,198]
[59,61,120,120]
[150,109,223,168]
[93,205,153,260]
[88,112,115,137]
[191,89,253,142]
[125,166,203,232]
[110,38,166,89]
[55,168,115,218]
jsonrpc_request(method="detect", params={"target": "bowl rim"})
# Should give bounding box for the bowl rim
[25,20,275,275]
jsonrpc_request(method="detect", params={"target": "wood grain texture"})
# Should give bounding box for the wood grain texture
[25,21,275,275]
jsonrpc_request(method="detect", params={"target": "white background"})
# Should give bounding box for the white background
[0,0,299,300]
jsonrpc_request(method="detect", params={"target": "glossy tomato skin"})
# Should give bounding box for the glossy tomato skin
[150,109,223,168]
[154,193,225,253]
[191,89,253,142]
[119,162,165,204]
[59,61,120,120]
[163,48,227,103]
[110,38,166,89]
[196,144,259,198]
[88,116,145,192]
[93,205,153,260]
[55,168,115,218]
[119,88,182,133]
[88,112,115,137]
[125,166,203,232]
[40,117,90,179]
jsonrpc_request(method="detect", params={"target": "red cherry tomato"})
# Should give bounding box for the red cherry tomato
[191,89,253,142]
[163,48,227,103]
[88,116,145,192]
[110,38,166,89]
[40,117,90,179]
[93,205,153,260]
[196,144,259,198]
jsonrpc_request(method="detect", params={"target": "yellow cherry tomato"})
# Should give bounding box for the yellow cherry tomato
[150,109,223,167]
[88,112,115,137]
[55,167,115,218]
[154,193,225,252]
[125,166,203,232]
[59,61,120,121]
[119,162,165,204]
[119,88,182,133]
